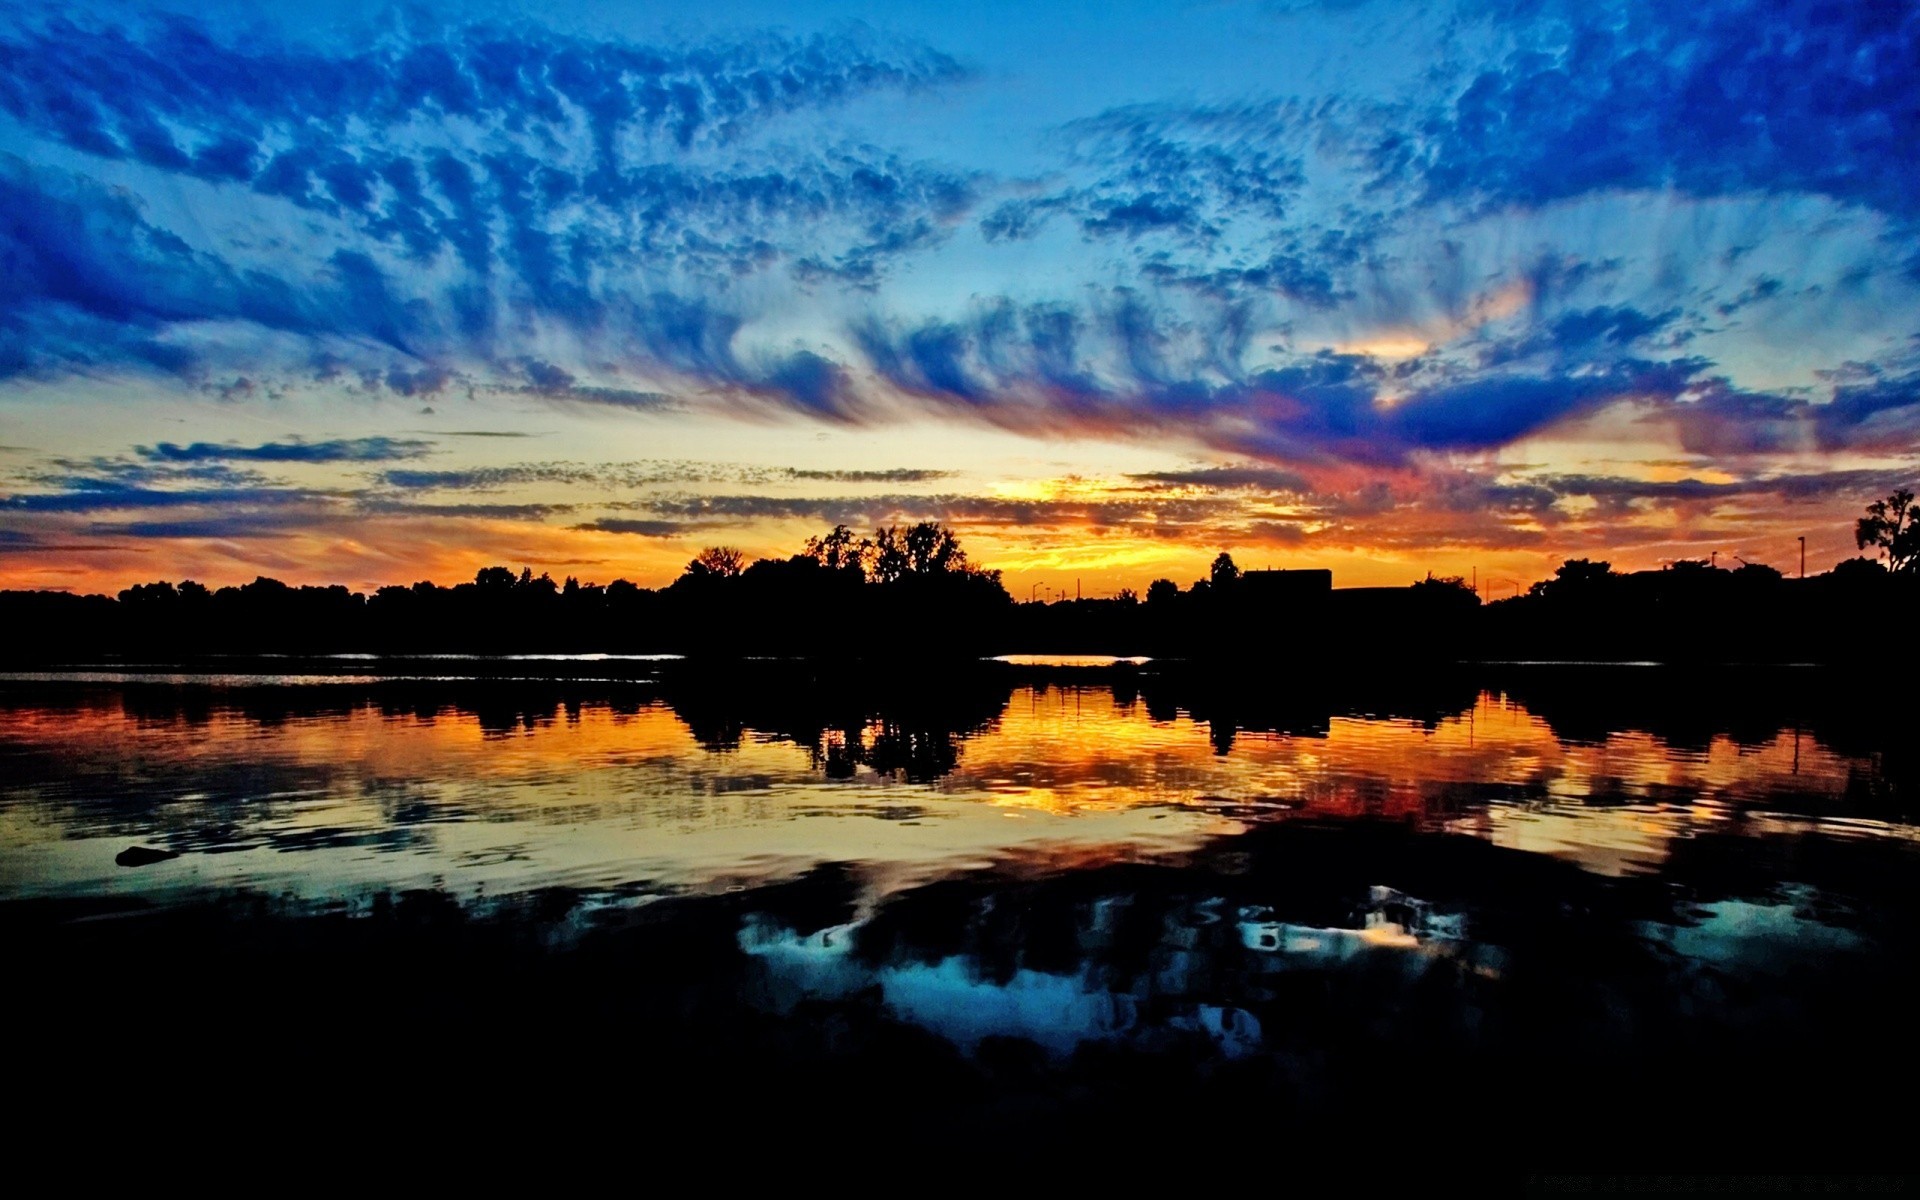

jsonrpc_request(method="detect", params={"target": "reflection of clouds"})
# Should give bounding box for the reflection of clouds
[739,880,1496,1059]
[732,832,1904,1065]
[740,910,1267,1059]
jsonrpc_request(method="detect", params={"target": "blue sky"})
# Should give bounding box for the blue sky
[2,0,1916,592]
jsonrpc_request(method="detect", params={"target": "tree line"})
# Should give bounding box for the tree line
[4,522,1015,658]
[2,491,1916,664]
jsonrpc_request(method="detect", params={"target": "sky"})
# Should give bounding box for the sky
[2,0,1917,597]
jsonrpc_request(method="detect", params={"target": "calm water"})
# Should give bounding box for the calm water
[3,669,1904,904]
[6,664,1915,1168]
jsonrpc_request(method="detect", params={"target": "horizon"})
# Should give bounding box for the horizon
[3,2,1917,598]
[8,532,1859,601]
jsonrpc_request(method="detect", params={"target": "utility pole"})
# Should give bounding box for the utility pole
[1472,566,1477,595]
[1711,551,1718,569]
[1798,536,1805,579]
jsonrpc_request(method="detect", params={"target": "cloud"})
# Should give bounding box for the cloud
[1818,370,1920,450]
[607,490,1247,534]
[853,297,1715,464]
[572,518,700,538]
[1,480,332,515]
[352,500,574,520]
[1044,102,1310,238]
[1649,369,1920,456]
[1382,359,1701,453]
[562,462,1901,560]
[1127,465,1312,493]
[137,437,433,463]
[0,13,967,169]
[84,513,323,539]
[980,100,1358,309]
[384,365,458,396]
[0,529,140,553]
[785,467,952,483]
[1,1,1916,486]
[1539,469,1895,507]
[0,14,977,389]
[1479,305,1684,367]
[374,459,955,492]
[377,465,605,491]
[1384,1,1920,220]
[0,155,442,379]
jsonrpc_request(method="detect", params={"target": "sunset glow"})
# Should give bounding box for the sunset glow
[2,2,1916,598]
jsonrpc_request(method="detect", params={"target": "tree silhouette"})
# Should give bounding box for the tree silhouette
[1530,558,1616,599]
[1210,552,1241,587]
[1855,488,1918,573]
[11,496,1919,665]
[802,524,872,576]
[687,546,746,579]
[1411,573,1476,596]
[1831,556,1888,582]
[870,522,970,582]
[870,527,910,583]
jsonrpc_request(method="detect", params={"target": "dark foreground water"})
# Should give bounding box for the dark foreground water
[4,661,1915,1179]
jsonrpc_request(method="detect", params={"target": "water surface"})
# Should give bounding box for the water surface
[5,665,1913,1170]
[3,668,1899,904]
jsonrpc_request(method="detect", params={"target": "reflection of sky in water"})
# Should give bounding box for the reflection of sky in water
[740,882,1485,1059]
[3,675,1913,1068]
[0,679,1898,907]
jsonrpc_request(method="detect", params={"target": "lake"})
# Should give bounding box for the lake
[4,661,1914,1174]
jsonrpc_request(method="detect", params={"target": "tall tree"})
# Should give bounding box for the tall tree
[870,522,968,582]
[1210,552,1241,587]
[686,546,746,579]
[1855,488,1918,573]
[802,524,871,575]
[903,522,965,574]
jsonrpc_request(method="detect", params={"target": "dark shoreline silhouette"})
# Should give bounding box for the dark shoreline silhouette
[4,556,1914,665]
[7,506,1918,663]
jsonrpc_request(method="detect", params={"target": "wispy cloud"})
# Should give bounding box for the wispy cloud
[0,13,976,393]
[572,518,701,538]
[375,460,955,491]
[1127,465,1313,493]
[2,480,333,514]
[1381,0,1920,223]
[0,0,1915,588]
[138,437,433,463]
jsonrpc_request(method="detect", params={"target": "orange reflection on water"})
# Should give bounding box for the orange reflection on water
[0,680,1886,904]
[953,686,1855,841]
